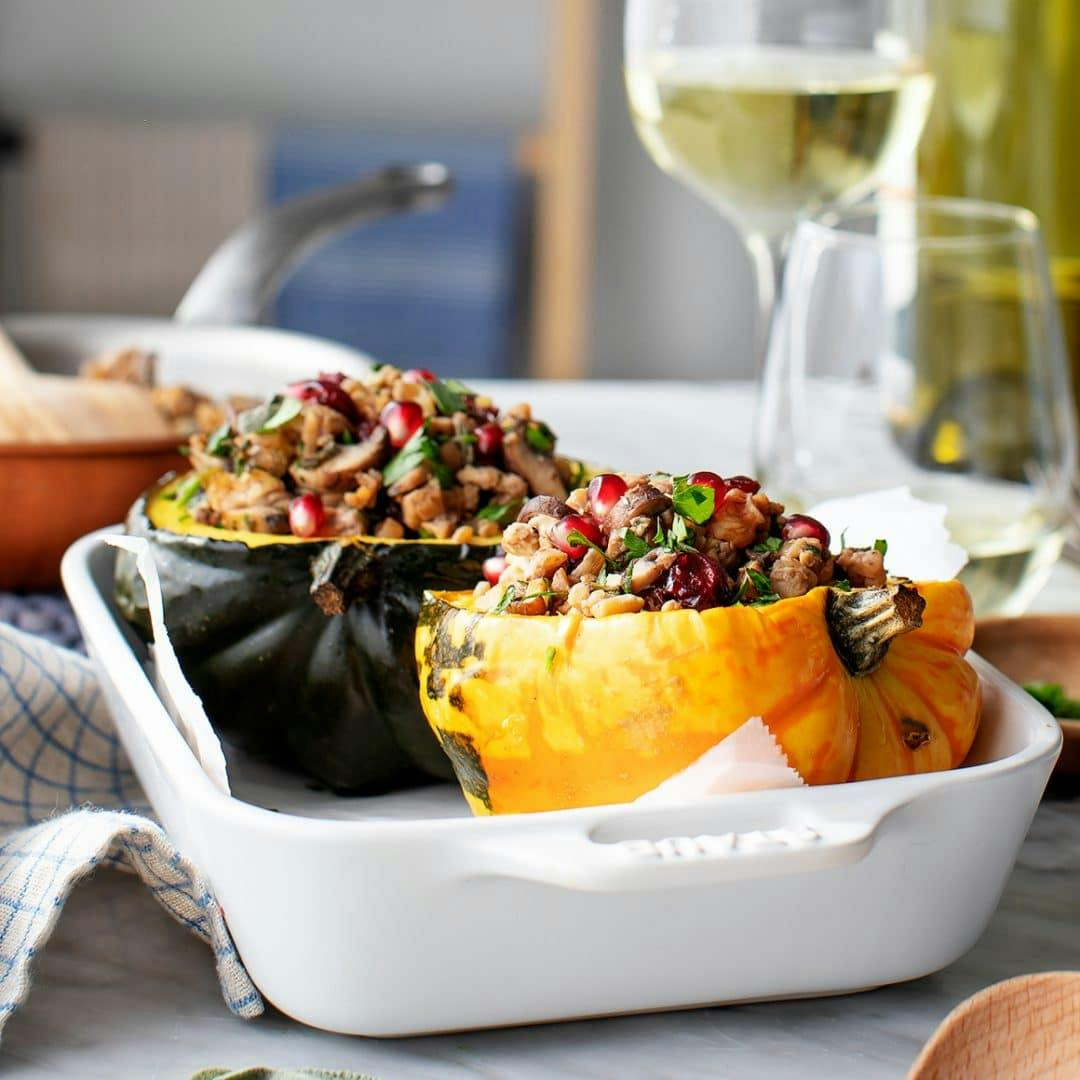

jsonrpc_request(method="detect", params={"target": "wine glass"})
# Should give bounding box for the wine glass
[624,0,934,353]
[755,196,1077,615]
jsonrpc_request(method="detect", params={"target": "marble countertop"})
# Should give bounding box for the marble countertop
[3,380,1078,1078]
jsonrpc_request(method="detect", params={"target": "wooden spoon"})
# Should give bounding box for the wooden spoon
[0,324,172,443]
[908,971,1080,1078]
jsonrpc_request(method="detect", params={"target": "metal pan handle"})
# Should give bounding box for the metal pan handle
[175,162,453,326]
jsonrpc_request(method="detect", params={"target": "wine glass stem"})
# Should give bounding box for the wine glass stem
[746,231,787,365]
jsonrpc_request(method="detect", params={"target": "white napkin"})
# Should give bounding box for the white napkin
[636,717,805,804]
[808,486,968,581]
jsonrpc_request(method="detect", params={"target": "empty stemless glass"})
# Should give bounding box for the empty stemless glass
[755,196,1076,615]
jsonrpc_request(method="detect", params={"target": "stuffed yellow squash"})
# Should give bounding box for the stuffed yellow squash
[415,470,980,814]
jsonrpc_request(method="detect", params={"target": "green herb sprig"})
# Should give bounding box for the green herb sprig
[671,476,715,525]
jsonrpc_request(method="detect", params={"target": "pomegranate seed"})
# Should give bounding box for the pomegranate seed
[318,371,346,385]
[781,514,831,549]
[663,552,727,611]
[482,555,507,585]
[402,368,436,383]
[587,473,628,520]
[286,379,360,425]
[289,493,326,538]
[475,422,503,457]
[725,474,761,494]
[688,471,731,500]
[550,514,604,559]
[380,400,425,448]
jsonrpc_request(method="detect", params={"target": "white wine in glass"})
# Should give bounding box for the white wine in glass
[626,47,934,237]
[624,1,934,343]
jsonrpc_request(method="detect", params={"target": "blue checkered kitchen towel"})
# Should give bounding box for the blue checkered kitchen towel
[0,621,262,1036]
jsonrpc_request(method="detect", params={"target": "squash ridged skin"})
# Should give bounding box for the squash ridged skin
[415,580,979,815]
[116,479,490,792]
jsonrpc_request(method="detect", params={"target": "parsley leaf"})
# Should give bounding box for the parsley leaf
[492,584,519,614]
[567,530,608,560]
[831,577,852,592]
[746,568,773,595]
[476,499,524,525]
[237,394,302,435]
[751,536,783,554]
[671,476,715,525]
[1023,681,1080,719]
[429,377,475,416]
[743,567,780,606]
[524,421,556,453]
[617,528,649,559]
[175,473,203,507]
[382,429,452,488]
[873,538,889,557]
[544,645,557,672]
[206,423,232,456]
[662,514,697,553]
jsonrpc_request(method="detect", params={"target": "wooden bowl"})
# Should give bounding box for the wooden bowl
[0,438,186,590]
[973,614,1080,777]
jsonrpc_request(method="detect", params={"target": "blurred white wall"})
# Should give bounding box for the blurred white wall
[0,0,549,128]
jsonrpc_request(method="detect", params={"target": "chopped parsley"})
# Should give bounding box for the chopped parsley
[671,476,715,525]
[1023,682,1080,719]
[382,429,453,489]
[492,584,565,614]
[237,394,302,435]
[831,577,853,592]
[476,499,524,525]
[544,645,557,672]
[566,529,608,559]
[174,474,203,507]
[873,538,889,556]
[745,567,780,607]
[429,377,475,416]
[751,536,783,555]
[206,422,233,456]
[524,421,556,453]
[616,528,649,559]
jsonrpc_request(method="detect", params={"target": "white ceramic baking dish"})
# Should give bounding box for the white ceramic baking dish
[62,531,1062,1037]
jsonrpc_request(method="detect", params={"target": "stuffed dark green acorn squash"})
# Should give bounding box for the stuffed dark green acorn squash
[115,474,493,790]
[114,365,585,792]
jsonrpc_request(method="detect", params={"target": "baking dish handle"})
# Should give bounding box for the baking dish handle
[478,791,927,892]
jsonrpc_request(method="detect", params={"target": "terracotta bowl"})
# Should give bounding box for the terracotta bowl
[974,614,1080,777]
[0,439,187,590]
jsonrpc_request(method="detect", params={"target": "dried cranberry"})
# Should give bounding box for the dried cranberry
[475,422,503,458]
[286,379,360,425]
[318,371,346,385]
[482,555,507,585]
[289,493,326,538]
[550,514,603,559]
[380,401,425,448]
[781,514,831,549]
[725,474,761,494]
[663,552,727,611]
[402,368,437,383]
[587,473,628,520]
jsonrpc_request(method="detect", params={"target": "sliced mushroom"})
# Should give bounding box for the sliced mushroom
[290,427,388,493]
[502,430,567,499]
[517,495,570,523]
[605,484,670,531]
